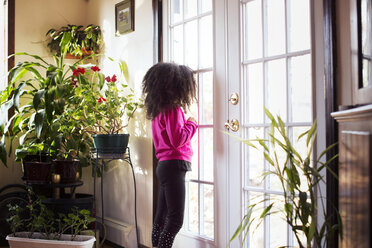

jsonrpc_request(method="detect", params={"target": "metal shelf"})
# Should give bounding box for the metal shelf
[90,147,139,248]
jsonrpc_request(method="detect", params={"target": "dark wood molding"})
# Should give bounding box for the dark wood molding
[8,0,15,118]
[152,0,162,222]
[8,0,14,71]
[323,0,339,247]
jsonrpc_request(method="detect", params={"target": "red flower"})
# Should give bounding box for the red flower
[73,67,86,77]
[91,66,100,72]
[105,76,111,82]
[111,74,117,83]
[97,97,106,103]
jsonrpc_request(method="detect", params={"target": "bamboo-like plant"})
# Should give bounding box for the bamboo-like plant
[230,108,342,248]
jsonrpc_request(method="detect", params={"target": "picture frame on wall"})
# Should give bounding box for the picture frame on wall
[115,0,135,36]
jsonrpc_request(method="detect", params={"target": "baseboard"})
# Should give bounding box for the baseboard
[97,216,138,248]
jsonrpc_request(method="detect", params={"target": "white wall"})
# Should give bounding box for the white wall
[84,0,154,246]
[2,0,154,247]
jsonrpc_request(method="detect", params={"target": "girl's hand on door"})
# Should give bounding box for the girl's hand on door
[187,117,197,124]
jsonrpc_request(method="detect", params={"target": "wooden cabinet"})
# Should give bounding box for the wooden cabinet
[332,105,372,247]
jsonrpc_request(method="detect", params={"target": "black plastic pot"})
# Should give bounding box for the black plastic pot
[92,134,130,153]
[23,161,52,183]
[52,159,79,183]
[22,154,51,181]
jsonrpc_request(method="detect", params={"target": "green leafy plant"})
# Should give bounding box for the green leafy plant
[0,51,94,167]
[7,190,95,241]
[230,108,342,248]
[46,24,102,57]
[68,61,142,135]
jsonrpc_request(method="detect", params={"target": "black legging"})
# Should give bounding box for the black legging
[152,160,189,248]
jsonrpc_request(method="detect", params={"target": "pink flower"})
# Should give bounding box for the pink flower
[97,97,106,103]
[91,66,100,72]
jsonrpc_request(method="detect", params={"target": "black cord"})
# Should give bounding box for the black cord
[127,148,139,248]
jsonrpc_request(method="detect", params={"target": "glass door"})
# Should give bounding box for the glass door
[162,0,317,247]
[163,0,215,247]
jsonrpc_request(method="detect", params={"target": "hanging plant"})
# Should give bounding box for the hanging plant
[46,24,102,57]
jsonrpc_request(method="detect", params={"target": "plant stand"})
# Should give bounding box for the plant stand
[25,181,83,199]
[90,147,139,248]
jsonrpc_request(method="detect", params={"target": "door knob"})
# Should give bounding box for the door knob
[224,119,239,132]
[229,93,239,105]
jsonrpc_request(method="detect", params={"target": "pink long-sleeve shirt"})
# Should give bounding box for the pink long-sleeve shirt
[152,107,198,162]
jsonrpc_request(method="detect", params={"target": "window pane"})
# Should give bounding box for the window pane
[185,20,198,70]
[269,195,288,247]
[189,129,199,180]
[199,15,213,68]
[266,0,285,56]
[245,0,263,60]
[247,127,264,187]
[247,63,264,123]
[266,59,287,120]
[268,127,287,191]
[199,71,213,125]
[188,182,199,233]
[292,126,311,192]
[246,192,264,247]
[200,128,213,182]
[362,58,371,88]
[185,0,197,19]
[289,54,312,123]
[172,25,184,64]
[361,0,371,56]
[288,0,310,52]
[202,184,214,238]
[171,0,183,24]
[201,0,212,13]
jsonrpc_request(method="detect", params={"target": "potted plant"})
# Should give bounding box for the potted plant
[68,61,142,154]
[229,109,342,248]
[6,192,96,248]
[0,44,94,178]
[46,24,102,58]
[50,112,93,183]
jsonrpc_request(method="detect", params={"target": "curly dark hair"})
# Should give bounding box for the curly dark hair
[142,62,197,120]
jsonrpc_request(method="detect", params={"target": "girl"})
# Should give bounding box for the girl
[142,62,198,248]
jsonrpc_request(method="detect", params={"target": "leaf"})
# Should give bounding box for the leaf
[35,110,45,138]
[13,82,26,111]
[264,107,277,127]
[9,67,28,84]
[260,203,274,219]
[264,152,275,166]
[33,89,45,110]
[11,52,49,65]
[119,60,129,82]
[0,139,7,167]
[60,32,72,56]
[306,121,317,146]
[317,142,338,161]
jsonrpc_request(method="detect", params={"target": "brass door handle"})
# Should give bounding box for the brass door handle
[224,119,239,132]
[229,93,239,105]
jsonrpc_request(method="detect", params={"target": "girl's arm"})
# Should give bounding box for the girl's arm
[165,108,197,148]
